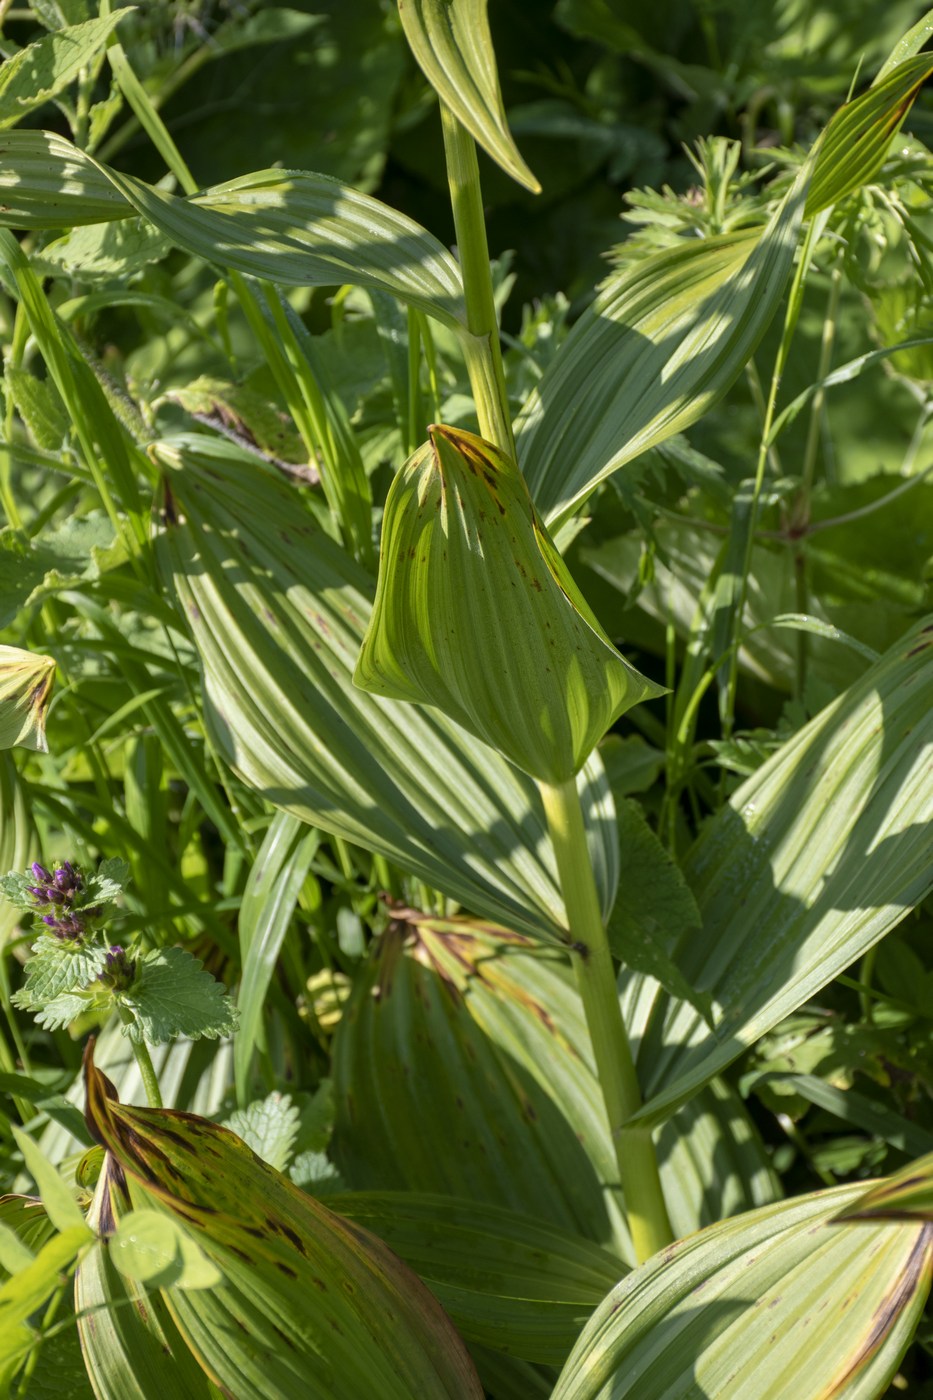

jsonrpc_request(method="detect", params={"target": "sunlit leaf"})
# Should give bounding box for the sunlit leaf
[355,425,664,782]
[0,131,467,329]
[397,0,540,192]
[109,1210,222,1291]
[633,618,933,1126]
[0,13,127,130]
[83,1040,483,1400]
[11,1125,89,1236]
[155,433,619,943]
[551,1183,933,1399]
[0,645,55,752]
[836,1150,933,1223]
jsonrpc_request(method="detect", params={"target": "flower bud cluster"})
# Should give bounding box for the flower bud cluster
[97,945,137,990]
[26,862,100,941]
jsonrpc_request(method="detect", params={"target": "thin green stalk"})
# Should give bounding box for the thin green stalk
[120,1014,162,1108]
[440,105,514,453]
[722,214,823,738]
[539,777,673,1264]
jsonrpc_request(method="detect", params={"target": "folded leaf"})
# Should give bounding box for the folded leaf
[356,425,664,782]
[0,645,55,752]
[83,1040,483,1400]
[156,433,619,943]
[397,0,540,192]
[836,1150,933,1223]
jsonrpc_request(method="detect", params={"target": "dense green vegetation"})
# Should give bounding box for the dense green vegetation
[0,2,931,1396]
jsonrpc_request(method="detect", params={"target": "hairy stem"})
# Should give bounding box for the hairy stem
[540,777,673,1263]
[440,104,515,453]
[121,1016,163,1109]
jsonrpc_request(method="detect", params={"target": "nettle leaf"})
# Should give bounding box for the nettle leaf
[0,644,55,751]
[355,425,664,783]
[83,1041,483,1400]
[83,856,130,907]
[551,1183,933,1400]
[607,801,710,1024]
[34,989,101,1032]
[118,947,237,1046]
[222,1092,301,1173]
[0,13,128,129]
[397,0,540,192]
[0,131,467,330]
[12,936,108,1007]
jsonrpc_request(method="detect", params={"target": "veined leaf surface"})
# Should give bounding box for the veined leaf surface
[397,0,540,192]
[82,1041,483,1400]
[355,425,664,783]
[551,1183,933,1400]
[332,915,778,1271]
[836,1150,933,1223]
[156,434,618,943]
[0,132,466,329]
[517,179,806,529]
[331,1191,623,1365]
[634,618,933,1126]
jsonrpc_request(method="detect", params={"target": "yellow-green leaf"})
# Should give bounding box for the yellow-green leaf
[0,645,55,752]
[835,1150,933,1223]
[355,425,664,783]
[109,1210,222,1291]
[552,1183,933,1400]
[83,1039,482,1400]
[11,1125,89,1237]
[397,0,540,192]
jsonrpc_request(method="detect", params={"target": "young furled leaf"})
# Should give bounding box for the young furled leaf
[355,425,665,783]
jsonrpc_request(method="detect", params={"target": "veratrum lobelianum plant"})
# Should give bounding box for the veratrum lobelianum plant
[0,2,930,1397]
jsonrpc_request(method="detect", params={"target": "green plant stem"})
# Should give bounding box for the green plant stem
[539,777,673,1264]
[120,1015,162,1108]
[440,104,514,454]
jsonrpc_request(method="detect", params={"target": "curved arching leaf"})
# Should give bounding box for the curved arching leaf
[633,618,933,1127]
[397,0,540,192]
[331,1191,623,1366]
[517,176,807,529]
[332,915,779,1274]
[156,433,619,944]
[83,1041,483,1400]
[0,131,467,329]
[551,1183,933,1400]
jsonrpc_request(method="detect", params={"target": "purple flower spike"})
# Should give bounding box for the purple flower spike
[31,864,51,883]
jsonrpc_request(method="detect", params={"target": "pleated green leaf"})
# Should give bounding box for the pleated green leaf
[0,131,466,329]
[520,47,931,530]
[551,1184,933,1400]
[397,0,540,192]
[235,811,320,1104]
[806,52,933,214]
[355,425,664,782]
[331,1191,623,1365]
[75,1207,222,1400]
[518,175,807,529]
[836,1151,933,1223]
[332,915,779,1275]
[633,618,933,1127]
[82,1041,483,1400]
[156,433,619,943]
[0,645,55,752]
[0,754,32,943]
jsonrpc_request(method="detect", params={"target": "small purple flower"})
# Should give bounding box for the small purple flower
[98,945,136,989]
[27,861,90,940]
